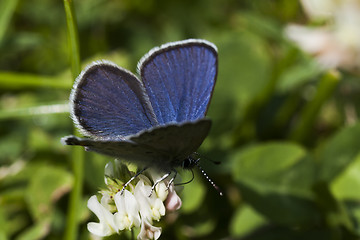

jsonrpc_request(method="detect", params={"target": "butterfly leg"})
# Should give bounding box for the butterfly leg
[120,167,148,195]
[166,169,177,190]
[149,171,171,197]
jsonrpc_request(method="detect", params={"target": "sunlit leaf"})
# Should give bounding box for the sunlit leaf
[230,204,267,237]
[25,165,73,220]
[317,122,360,182]
[231,142,320,226]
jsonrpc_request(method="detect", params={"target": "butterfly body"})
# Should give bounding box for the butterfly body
[62,39,218,173]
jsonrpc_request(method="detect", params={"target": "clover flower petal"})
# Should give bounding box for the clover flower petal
[87,195,117,236]
[134,179,166,222]
[165,185,182,211]
[113,190,141,230]
[137,218,162,240]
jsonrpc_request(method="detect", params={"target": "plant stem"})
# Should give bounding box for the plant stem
[0,0,19,45]
[0,72,70,90]
[63,0,81,79]
[0,102,69,120]
[63,1,83,240]
[290,70,340,143]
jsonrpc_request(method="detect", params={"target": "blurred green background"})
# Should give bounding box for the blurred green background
[2,0,360,239]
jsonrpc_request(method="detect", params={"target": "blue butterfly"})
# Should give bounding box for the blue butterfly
[62,39,218,193]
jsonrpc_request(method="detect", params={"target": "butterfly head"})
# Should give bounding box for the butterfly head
[181,154,200,169]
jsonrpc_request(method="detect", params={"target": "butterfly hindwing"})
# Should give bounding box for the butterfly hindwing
[61,118,211,171]
[130,118,211,161]
[62,135,163,164]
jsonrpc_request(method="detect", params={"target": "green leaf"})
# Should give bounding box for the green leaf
[313,182,353,234]
[317,122,360,182]
[25,165,73,220]
[180,218,216,238]
[207,30,271,136]
[232,11,283,41]
[332,154,360,200]
[347,204,360,236]
[180,171,206,213]
[277,56,322,93]
[232,142,320,226]
[330,154,360,235]
[230,204,267,237]
[0,207,8,240]
[1,208,29,238]
[16,218,51,240]
[0,232,7,240]
[0,131,24,163]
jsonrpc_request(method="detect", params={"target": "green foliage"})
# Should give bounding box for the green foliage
[231,143,320,226]
[1,0,360,239]
[230,204,267,237]
[181,171,206,213]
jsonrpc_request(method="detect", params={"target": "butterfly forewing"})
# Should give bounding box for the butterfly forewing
[139,39,217,125]
[71,61,157,138]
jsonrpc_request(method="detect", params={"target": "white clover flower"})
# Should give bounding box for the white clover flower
[134,177,166,223]
[155,181,168,202]
[285,25,351,69]
[137,218,162,240]
[87,195,117,237]
[165,184,182,211]
[300,0,337,19]
[285,0,360,70]
[153,176,169,202]
[87,162,182,239]
[113,190,141,230]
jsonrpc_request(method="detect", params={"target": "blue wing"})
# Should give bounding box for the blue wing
[71,61,158,138]
[138,39,218,125]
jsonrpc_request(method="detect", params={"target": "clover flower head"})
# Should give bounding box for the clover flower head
[87,161,182,239]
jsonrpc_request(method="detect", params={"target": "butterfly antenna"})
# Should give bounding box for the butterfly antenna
[194,152,221,165]
[195,161,223,196]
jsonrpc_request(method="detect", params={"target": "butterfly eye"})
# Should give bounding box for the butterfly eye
[182,157,198,169]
